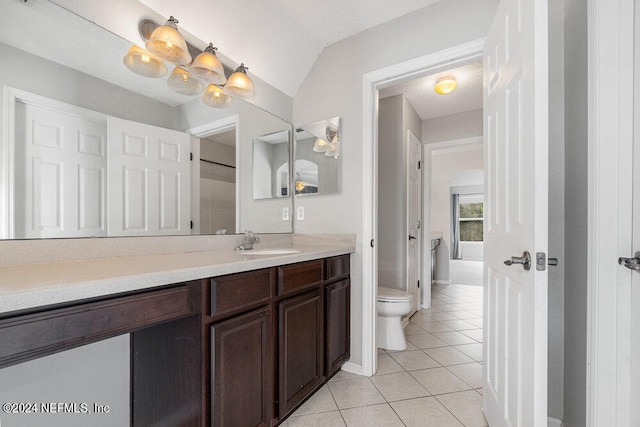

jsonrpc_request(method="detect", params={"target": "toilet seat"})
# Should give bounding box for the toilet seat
[377,286,412,303]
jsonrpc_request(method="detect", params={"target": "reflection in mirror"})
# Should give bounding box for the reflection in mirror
[199,130,236,235]
[1,0,293,239]
[253,131,291,200]
[295,117,341,196]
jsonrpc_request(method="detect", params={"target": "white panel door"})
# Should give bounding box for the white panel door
[108,117,190,236]
[406,131,422,314]
[15,101,107,238]
[483,0,548,425]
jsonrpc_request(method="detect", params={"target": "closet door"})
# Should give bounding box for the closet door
[108,117,190,236]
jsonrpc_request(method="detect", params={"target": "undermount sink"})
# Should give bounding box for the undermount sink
[239,249,301,256]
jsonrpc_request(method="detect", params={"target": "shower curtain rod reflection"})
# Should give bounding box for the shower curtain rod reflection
[200,158,236,169]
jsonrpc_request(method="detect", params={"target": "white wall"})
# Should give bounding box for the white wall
[430,147,483,282]
[422,109,483,144]
[0,43,175,129]
[377,95,421,291]
[293,0,498,368]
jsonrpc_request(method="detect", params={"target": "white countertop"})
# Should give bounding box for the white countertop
[0,243,354,316]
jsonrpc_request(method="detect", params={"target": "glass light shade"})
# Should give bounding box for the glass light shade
[434,76,457,95]
[313,138,329,152]
[202,84,233,108]
[167,67,204,96]
[324,142,339,158]
[123,45,167,78]
[225,64,256,98]
[295,181,306,192]
[145,17,192,65]
[191,44,226,84]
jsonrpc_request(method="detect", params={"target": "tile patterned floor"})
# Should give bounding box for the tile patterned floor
[283,283,486,426]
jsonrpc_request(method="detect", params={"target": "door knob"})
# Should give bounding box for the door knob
[504,251,531,271]
[619,251,640,272]
[409,235,417,241]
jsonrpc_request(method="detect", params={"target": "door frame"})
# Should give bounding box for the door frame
[361,38,485,376]
[186,115,241,234]
[587,0,635,424]
[406,129,423,316]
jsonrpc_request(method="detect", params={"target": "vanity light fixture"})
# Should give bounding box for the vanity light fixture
[313,138,329,152]
[225,64,256,98]
[145,16,192,65]
[167,66,204,96]
[295,180,306,192]
[202,83,234,108]
[123,17,256,107]
[122,45,168,78]
[190,44,227,84]
[434,76,457,95]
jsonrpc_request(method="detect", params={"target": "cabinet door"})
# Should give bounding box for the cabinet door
[279,289,324,416]
[325,279,350,377]
[212,306,272,427]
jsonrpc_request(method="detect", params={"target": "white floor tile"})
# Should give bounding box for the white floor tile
[327,377,385,409]
[370,371,430,401]
[410,367,473,395]
[391,396,464,427]
[340,404,404,427]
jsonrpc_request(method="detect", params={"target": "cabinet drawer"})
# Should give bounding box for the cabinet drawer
[277,260,324,296]
[211,269,274,317]
[0,285,196,369]
[326,255,350,281]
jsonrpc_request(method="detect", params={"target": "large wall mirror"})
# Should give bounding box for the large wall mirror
[294,117,341,195]
[0,0,293,239]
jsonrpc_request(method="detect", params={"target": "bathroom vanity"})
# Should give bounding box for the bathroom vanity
[0,241,352,426]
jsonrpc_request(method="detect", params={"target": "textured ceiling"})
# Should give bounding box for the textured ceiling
[379,61,483,121]
[137,0,441,97]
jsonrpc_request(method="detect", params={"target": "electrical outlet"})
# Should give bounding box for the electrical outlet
[297,206,305,220]
[282,207,289,221]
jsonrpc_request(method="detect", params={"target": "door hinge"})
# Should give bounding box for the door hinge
[190,220,193,229]
[370,239,375,248]
[417,280,420,288]
[190,152,193,161]
[418,160,422,170]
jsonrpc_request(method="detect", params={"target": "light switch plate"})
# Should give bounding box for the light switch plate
[297,206,305,220]
[282,207,289,221]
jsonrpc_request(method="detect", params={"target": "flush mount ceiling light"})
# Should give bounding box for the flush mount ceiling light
[434,76,457,95]
[123,17,256,108]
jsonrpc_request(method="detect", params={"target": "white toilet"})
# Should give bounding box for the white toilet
[377,286,413,351]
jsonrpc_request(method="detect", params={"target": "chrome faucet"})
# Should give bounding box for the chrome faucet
[235,230,260,251]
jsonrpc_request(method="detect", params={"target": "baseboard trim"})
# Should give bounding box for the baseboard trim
[433,280,451,286]
[340,361,363,376]
[548,416,563,427]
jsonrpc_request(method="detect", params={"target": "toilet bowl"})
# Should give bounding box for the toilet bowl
[377,286,413,351]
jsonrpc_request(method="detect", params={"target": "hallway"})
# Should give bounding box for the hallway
[284,284,486,426]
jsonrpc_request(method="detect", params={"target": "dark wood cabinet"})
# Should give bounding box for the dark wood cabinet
[278,288,324,417]
[0,254,351,427]
[325,278,350,377]
[211,306,273,427]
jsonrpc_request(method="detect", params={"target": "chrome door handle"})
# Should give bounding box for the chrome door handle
[504,251,531,271]
[619,251,640,272]
[409,235,417,241]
